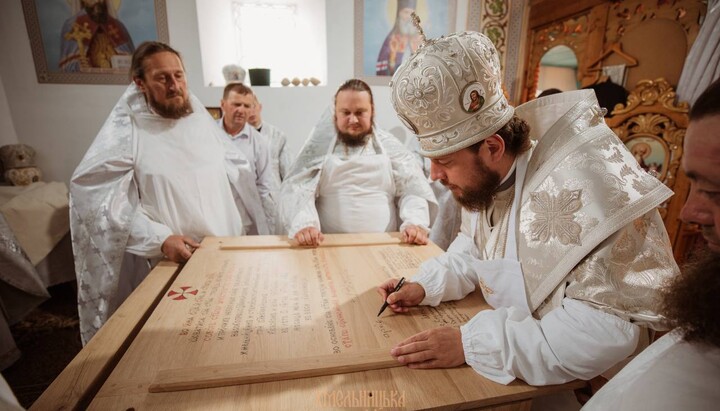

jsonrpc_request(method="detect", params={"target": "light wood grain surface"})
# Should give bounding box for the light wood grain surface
[36,234,582,410]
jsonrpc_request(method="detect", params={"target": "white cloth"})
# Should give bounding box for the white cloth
[70,84,272,344]
[582,330,720,410]
[414,189,641,386]
[0,373,23,411]
[279,106,437,238]
[217,120,278,214]
[256,122,294,185]
[410,90,677,385]
[316,144,400,233]
[126,116,245,257]
[676,0,720,105]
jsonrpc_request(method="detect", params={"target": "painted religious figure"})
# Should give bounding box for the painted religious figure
[375,0,422,76]
[360,0,455,82]
[626,137,668,179]
[461,83,486,113]
[59,0,135,71]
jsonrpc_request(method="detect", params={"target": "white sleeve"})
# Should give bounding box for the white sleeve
[398,194,430,232]
[461,298,640,385]
[253,134,278,199]
[411,231,479,306]
[277,132,294,181]
[253,135,280,232]
[287,200,321,238]
[125,207,173,258]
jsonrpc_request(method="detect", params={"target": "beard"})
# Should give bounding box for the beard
[148,90,193,120]
[336,123,372,148]
[661,249,720,348]
[441,156,502,212]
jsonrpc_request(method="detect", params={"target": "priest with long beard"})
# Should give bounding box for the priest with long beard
[70,41,274,344]
[279,79,437,246]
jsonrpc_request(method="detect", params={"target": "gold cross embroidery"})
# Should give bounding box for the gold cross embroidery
[64,22,92,67]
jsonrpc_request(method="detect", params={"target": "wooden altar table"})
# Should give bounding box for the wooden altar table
[32,233,582,410]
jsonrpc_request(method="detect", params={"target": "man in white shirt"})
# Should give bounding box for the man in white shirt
[582,78,720,411]
[378,27,678,389]
[70,42,272,344]
[248,94,294,186]
[279,79,437,246]
[218,83,277,226]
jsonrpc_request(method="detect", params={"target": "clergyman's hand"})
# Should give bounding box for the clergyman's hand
[161,235,201,263]
[390,327,465,369]
[376,278,425,314]
[294,227,324,247]
[402,224,428,245]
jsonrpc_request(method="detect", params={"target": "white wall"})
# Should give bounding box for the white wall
[0,1,466,183]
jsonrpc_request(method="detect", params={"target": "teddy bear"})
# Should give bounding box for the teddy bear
[0,144,42,186]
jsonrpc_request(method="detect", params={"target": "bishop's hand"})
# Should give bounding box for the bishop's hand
[377,278,425,313]
[390,327,465,369]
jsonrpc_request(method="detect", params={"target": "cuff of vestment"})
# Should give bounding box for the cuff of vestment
[460,309,515,385]
[413,263,444,306]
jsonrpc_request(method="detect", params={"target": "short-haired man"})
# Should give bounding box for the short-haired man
[378,28,679,390]
[248,93,294,186]
[218,83,277,230]
[280,79,437,246]
[70,42,272,344]
[582,78,720,410]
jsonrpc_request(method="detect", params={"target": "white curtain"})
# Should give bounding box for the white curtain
[676,0,720,105]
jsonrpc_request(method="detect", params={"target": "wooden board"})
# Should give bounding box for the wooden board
[83,234,581,410]
[218,232,403,249]
[30,261,181,411]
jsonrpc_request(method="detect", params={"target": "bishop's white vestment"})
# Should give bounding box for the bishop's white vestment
[412,90,679,385]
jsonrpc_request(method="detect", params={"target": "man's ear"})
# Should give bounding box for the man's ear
[484,134,506,161]
[133,77,146,93]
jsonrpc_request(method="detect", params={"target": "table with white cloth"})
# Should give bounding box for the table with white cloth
[0,182,76,369]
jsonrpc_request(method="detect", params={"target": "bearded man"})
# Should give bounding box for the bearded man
[582,78,720,410]
[70,41,272,344]
[378,27,679,402]
[279,79,437,246]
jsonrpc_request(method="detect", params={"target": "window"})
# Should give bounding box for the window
[196,0,327,87]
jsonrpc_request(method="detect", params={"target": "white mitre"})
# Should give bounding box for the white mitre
[390,24,514,158]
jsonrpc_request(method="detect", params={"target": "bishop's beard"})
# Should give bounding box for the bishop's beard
[441,156,502,212]
[661,249,720,348]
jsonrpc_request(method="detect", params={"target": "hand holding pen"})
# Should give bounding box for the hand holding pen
[376,277,426,316]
